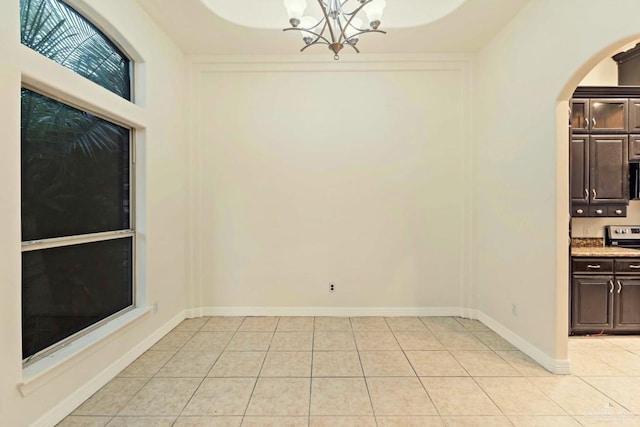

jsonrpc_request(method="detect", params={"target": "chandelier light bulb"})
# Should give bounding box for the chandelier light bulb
[364,0,386,28]
[284,0,307,24]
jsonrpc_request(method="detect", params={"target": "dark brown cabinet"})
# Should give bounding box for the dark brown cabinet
[570,135,589,206]
[589,135,629,204]
[571,257,640,334]
[615,277,640,330]
[570,134,628,216]
[629,135,640,161]
[570,100,589,133]
[572,276,614,331]
[571,99,628,133]
[628,99,640,132]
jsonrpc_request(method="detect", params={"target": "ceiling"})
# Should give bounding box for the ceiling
[198,0,467,30]
[136,0,531,56]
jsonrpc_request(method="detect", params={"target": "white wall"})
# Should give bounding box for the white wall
[474,0,640,364]
[191,59,472,314]
[0,1,190,425]
[578,55,618,86]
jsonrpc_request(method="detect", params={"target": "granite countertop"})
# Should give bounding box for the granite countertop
[571,237,640,257]
[571,246,640,257]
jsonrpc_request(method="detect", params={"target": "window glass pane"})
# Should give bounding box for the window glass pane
[21,88,130,241]
[22,237,133,360]
[20,0,131,99]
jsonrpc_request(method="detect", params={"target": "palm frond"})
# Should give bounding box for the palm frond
[20,0,130,99]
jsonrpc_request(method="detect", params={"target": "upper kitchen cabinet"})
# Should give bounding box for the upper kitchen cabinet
[570,100,589,133]
[590,99,628,133]
[570,134,629,216]
[628,99,640,133]
[589,135,629,205]
[571,99,627,133]
[570,135,589,205]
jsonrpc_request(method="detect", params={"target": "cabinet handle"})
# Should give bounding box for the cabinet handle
[617,281,622,293]
[616,209,623,215]
[629,265,640,269]
[609,280,614,293]
[587,264,601,269]
[592,189,597,199]
[576,209,584,214]
[585,189,589,199]
[595,209,603,215]
[592,117,597,128]
[585,117,589,129]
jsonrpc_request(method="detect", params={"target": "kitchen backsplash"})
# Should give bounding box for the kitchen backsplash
[571,237,604,247]
[571,200,640,237]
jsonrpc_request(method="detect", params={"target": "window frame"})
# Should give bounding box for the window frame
[19,0,139,367]
[21,86,137,366]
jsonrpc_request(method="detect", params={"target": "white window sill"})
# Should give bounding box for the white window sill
[19,306,151,397]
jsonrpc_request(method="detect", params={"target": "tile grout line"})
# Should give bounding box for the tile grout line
[172,316,238,423]
[349,317,378,426]
[111,323,205,421]
[239,316,280,423]
[308,316,315,426]
[395,317,444,419]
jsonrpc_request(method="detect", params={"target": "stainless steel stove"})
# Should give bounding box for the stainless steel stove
[605,225,640,248]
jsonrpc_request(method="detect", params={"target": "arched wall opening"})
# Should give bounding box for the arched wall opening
[556,36,640,363]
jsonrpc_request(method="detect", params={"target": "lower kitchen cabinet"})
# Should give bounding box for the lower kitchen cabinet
[571,257,640,334]
[572,276,614,331]
[615,277,640,330]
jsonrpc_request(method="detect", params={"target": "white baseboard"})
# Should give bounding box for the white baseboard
[32,310,187,427]
[188,306,466,317]
[474,311,571,375]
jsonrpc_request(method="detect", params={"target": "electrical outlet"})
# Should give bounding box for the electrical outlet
[329,282,335,293]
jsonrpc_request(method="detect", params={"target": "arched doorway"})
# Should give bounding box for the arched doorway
[557,37,640,373]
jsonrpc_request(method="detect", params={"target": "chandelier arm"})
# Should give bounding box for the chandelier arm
[345,28,387,39]
[317,0,338,44]
[337,0,374,44]
[344,42,360,54]
[283,27,332,46]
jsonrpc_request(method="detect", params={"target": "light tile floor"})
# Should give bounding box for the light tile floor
[58,317,640,427]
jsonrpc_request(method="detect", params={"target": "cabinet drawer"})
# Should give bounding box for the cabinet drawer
[588,206,607,216]
[615,259,640,274]
[607,206,627,217]
[573,258,614,274]
[572,206,588,216]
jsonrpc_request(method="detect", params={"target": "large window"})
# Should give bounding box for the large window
[20,0,134,363]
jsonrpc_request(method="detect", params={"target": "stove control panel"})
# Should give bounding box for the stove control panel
[613,227,640,235]
[606,226,640,244]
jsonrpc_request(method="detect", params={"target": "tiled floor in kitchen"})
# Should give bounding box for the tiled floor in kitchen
[58,316,640,427]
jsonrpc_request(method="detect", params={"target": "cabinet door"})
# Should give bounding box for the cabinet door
[589,135,629,204]
[571,100,589,133]
[614,277,640,331]
[590,99,628,132]
[571,276,614,331]
[629,135,640,162]
[570,135,589,204]
[628,99,640,132]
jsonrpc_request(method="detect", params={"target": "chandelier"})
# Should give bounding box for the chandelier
[283,0,387,60]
